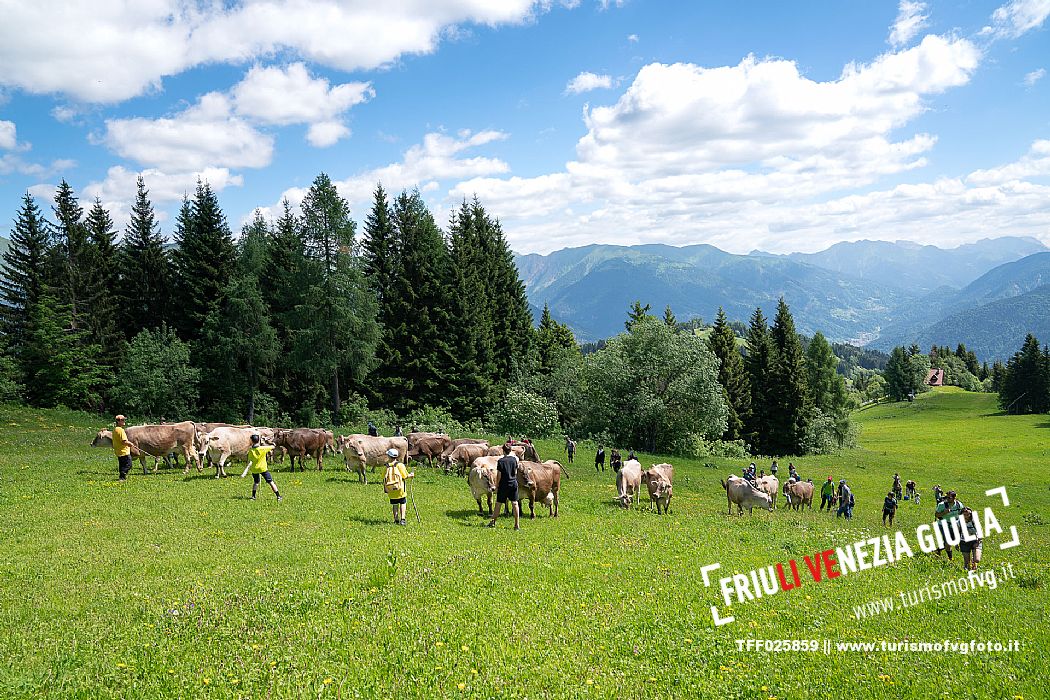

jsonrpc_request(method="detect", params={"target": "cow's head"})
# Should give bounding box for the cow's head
[519,464,536,490]
[91,429,112,448]
[478,466,497,493]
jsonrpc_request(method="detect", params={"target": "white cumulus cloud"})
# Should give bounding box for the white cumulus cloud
[981,0,1050,38]
[565,72,614,94]
[0,1,548,103]
[0,120,17,150]
[1023,67,1046,86]
[888,1,928,47]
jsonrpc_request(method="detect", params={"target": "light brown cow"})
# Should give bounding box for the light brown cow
[445,443,491,476]
[439,438,489,465]
[407,433,451,468]
[783,478,815,511]
[642,463,674,514]
[516,459,566,518]
[275,428,332,471]
[757,475,780,509]
[198,427,259,478]
[467,458,499,516]
[337,434,409,483]
[486,444,526,459]
[721,475,773,515]
[92,422,201,474]
[616,458,642,508]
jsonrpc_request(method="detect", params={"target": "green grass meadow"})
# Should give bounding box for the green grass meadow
[0,387,1047,698]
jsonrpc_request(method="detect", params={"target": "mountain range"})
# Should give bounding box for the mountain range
[516,237,1050,360]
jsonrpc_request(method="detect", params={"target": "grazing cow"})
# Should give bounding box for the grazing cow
[337,434,409,483]
[468,458,500,515]
[274,428,332,471]
[757,475,780,509]
[721,475,773,515]
[199,427,259,478]
[439,438,489,466]
[407,433,452,468]
[616,459,642,508]
[783,479,815,511]
[642,463,674,514]
[516,459,566,518]
[486,444,526,460]
[92,422,202,474]
[445,443,491,476]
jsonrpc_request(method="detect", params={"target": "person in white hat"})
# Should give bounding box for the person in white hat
[382,447,414,525]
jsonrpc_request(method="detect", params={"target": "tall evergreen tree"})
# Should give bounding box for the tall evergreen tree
[625,301,653,330]
[0,193,51,351]
[999,334,1050,414]
[83,198,123,371]
[171,180,235,341]
[48,180,91,328]
[21,295,105,410]
[377,190,455,413]
[536,303,577,376]
[743,307,775,454]
[120,177,171,335]
[298,173,379,423]
[662,305,677,328]
[768,298,810,455]
[805,331,848,415]
[707,307,751,442]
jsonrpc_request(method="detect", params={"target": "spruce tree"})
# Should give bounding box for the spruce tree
[21,295,105,410]
[744,307,775,454]
[83,198,123,371]
[171,179,236,341]
[768,298,810,455]
[707,307,751,442]
[805,331,848,415]
[378,189,455,413]
[625,301,653,330]
[120,177,171,335]
[298,173,378,423]
[884,346,914,401]
[0,193,51,350]
[999,334,1050,414]
[663,305,677,328]
[49,180,91,328]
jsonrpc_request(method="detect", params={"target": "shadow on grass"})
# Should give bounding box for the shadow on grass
[1035,421,1050,429]
[445,508,488,520]
[347,514,393,526]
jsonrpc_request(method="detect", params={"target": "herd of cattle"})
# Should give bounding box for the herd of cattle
[89,421,677,517]
[721,473,815,514]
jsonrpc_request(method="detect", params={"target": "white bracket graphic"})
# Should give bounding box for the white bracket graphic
[700,563,735,626]
[1000,525,1020,550]
[985,486,1009,507]
[984,487,1019,549]
[700,563,721,587]
[710,605,735,627]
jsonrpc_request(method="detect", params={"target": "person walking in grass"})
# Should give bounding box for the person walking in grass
[836,480,853,519]
[959,506,983,571]
[240,434,281,502]
[882,491,898,526]
[488,443,520,530]
[935,490,964,560]
[820,476,836,512]
[905,479,917,502]
[566,438,576,464]
[111,414,138,482]
[892,473,902,500]
[382,448,414,526]
[594,445,605,473]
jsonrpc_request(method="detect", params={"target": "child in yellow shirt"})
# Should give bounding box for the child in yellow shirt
[241,434,282,502]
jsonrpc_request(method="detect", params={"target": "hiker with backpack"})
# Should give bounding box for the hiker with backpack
[882,491,898,526]
[383,448,414,526]
[959,506,983,571]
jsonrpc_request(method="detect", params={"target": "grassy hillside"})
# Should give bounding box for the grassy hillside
[0,389,1046,698]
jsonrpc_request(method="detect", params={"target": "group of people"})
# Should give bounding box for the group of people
[591,444,635,472]
[932,487,983,570]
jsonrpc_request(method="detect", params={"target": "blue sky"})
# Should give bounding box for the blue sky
[1,0,1048,254]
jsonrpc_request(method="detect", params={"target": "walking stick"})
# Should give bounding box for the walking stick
[409,478,421,524]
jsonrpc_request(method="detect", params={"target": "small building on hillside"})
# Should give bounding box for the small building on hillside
[926,368,944,386]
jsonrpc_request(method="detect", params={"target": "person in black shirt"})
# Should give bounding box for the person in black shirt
[594,445,606,472]
[488,444,521,530]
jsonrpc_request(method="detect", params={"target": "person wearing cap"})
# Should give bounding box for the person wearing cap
[111,414,138,481]
[836,479,853,519]
[241,434,281,501]
[959,506,983,570]
[935,490,964,560]
[820,476,836,512]
[382,448,413,526]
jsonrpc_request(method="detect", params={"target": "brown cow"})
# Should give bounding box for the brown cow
[486,444,526,459]
[517,459,566,518]
[407,432,451,468]
[439,438,489,466]
[337,434,409,483]
[198,426,260,478]
[783,478,815,511]
[642,463,674,514]
[92,422,201,474]
[275,428,332,471]
[757,475,779,509]
[445,443,491,476]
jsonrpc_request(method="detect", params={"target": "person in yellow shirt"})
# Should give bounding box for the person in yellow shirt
[112,414,138,481]
[240,434,282,502]
[382,448,414,525]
